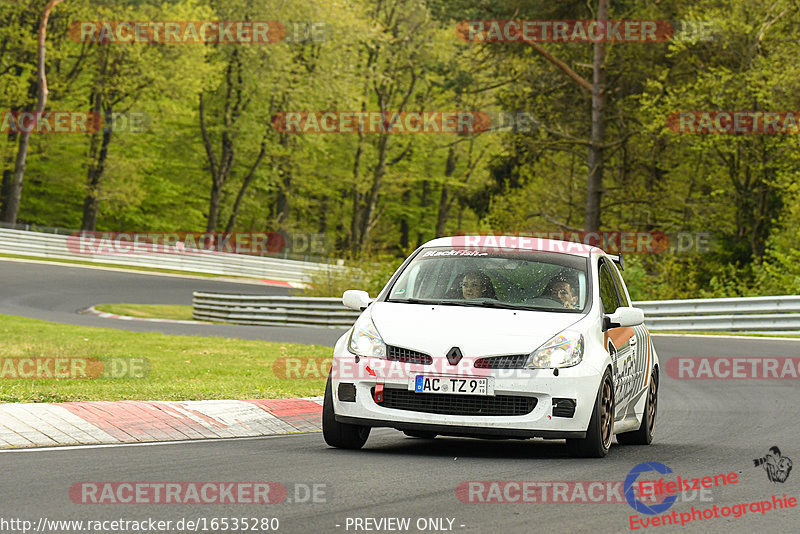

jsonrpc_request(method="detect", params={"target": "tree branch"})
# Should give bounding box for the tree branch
[523,40,592,92]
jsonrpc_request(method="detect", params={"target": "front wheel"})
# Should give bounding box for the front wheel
[617,369,658,445]
[567,369,614,458]
[322,376,370,449]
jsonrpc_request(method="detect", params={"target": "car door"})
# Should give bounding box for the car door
[607,260,652,405]
[598,258,638,416]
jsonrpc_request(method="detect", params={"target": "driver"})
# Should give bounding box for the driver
[543,275,579,309]
[461,270,496,299]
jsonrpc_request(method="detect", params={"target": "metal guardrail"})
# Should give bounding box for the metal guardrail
[634,296,800,334]
[193,294,360,327]
[192,293,800,333]
[0,227,342,284]
[633,296,800,316]
[193,293,800,333]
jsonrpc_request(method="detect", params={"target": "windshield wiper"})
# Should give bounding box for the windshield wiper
[392,298,491,307]
[397,298,445,305]
[396,298,524,310]
[470,300,525,310]
[392,297,581,312]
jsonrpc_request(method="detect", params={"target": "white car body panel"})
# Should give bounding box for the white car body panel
[329,236,659,441]
[373,303,583,360]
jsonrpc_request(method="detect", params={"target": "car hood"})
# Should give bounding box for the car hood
[370,301,583,358]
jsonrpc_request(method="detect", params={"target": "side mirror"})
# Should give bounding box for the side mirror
[343,290,372,311]
[603,306,644,330]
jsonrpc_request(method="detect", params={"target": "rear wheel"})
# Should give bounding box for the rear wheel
[403,430,437,439]
[322,376,370,449]
[567,369,614,458]
[616,369,658,445]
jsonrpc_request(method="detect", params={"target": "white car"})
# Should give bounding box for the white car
[323,236,659,457]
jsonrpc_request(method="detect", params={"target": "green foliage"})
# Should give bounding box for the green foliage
[298,254,405,298]
[2,0,800,299]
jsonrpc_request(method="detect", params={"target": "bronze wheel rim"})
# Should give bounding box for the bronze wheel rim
[647,374,658,434]
[601,378,614,448]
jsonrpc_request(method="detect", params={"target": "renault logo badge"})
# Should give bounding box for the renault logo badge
[446,347,463,365]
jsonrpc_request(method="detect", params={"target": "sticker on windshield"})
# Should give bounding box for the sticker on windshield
[422,249,488,257]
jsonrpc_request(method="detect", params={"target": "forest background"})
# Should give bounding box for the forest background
[2,0,799,300]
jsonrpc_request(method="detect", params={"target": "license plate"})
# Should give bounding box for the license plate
[414,375,489,396]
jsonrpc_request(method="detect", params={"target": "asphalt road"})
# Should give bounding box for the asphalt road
[0,259,347,346]
[2,335,799,533]
[1,259,799,532]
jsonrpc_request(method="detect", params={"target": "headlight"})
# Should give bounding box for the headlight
[348,312,386,358]
[526,331,583,369]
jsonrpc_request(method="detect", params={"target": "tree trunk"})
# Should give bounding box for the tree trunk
[81,104,113,231]
[416,179,429,247]
[200,48,242,233]
[584,0,608,232]
[349,131,365,253]
[200,89,235,233]
[318,195,329,233]
[274,131,292,229]
[400,189,410,250]
[206,178,223,232]
[3,0,64,223]
[435,146,457,237]
[358,133,390,250]
[0,132,18,220]
[275,172,291,229]
[225,138,267,233]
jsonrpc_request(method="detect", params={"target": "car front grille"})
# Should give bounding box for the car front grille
[386,345,433,365]
[474,354,529,369]
[373,387,537,416]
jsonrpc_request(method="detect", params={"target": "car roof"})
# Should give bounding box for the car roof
[420,235,601,256]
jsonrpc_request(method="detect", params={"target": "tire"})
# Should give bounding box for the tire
[616,369,658,445]
[567,369,614,458]
[403,430,437,439]
[322,376,370,449]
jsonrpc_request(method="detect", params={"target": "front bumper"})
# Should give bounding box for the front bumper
[330,353,605,439]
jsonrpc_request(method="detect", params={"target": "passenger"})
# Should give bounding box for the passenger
[543,276,579,309]
[461,271,496,299]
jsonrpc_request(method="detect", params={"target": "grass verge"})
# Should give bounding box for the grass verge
[0,314,329,403]
[94,304,194,321]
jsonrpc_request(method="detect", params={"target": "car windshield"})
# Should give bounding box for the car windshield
[386,247,590,312]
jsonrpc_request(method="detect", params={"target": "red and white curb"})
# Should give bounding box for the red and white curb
[0,397,323,449]
[261,278,307,289]
[80,306,210,325]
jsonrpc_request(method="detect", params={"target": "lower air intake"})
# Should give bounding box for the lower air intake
[373,387,537,416]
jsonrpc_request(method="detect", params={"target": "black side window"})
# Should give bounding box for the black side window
[608,262,631,307]
[598,262,621,314]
